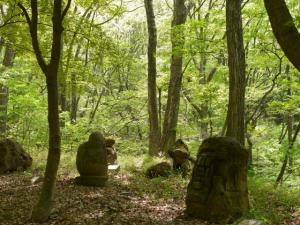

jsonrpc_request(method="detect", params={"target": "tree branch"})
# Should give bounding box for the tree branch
[18,1,48,74]
[62,0,72,19]
[17,3,31,25]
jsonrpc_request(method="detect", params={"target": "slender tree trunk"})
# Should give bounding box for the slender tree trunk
[275,116,296,186]
[32,72,61,221]
[158,87,162,131]
[144,0,161,155]
[70,73,79,123]
[161,0,187,153]
[18,0,71,222]
[275,66,294,185]
[89,89,104,124]
[0,45,14,138]
[225,0,246,146]
[59,36,68,112]
[2,44,14,67]
[70,46,81,123]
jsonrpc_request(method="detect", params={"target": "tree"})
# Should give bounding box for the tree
[264,0,300,71]
[264,0,300,185]
[0,44,13,138]
[161,0,187,153]
[144,0,161,156]
[225,0,246,146]
[18,0,71,222]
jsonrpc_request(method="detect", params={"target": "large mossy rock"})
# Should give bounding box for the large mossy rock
[186,136,249,223]
[0,139,32,174]
[75,131,108,187]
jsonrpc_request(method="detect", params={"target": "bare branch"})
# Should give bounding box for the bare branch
[62,0,72,19]
[18,1,48,74]
[17,3,31,25]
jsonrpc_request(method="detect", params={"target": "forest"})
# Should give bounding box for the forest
[0,0,300,224]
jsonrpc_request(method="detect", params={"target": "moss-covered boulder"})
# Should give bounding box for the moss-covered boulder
[0,139,32,174]
[146,162,172,178]
[75,131,108,187]
[186,136,249,223]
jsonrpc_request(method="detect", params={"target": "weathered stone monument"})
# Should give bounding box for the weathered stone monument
[75,131,108,187]
[0,139,32,174]
[105,138,117,165]
[186,136,249,223]
[168,139,194,176]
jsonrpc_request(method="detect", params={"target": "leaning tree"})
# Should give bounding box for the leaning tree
[264,0,300,185]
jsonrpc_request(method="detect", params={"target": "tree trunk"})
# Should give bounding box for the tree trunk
[275,115,293,185]
[0,84,8,138]
[59,36,68,112]
[70,72,79,123]
[19,0,70,222]
[0,45,14,138]
[264,0,300,71]
[225,0,246,146]
[161,0,187,153]
[144,0,161,156]
[275,67,294,185]
[70,45,82,123]
[31,73,61,221]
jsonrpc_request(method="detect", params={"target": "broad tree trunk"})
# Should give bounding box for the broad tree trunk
[161,0,187,153]
[144,0,161,156]
[19,0,70,222]
[225,0,246,146]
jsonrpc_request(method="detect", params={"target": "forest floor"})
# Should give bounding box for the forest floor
[0,171,299,225]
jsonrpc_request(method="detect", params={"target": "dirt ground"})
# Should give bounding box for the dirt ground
[0,173,210,225]
[1,172,299,225]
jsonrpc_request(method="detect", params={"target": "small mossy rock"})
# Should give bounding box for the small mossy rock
[186,136,249,223]
[0,139,32,174]
[75,131,108,187]
[146,162,172,178]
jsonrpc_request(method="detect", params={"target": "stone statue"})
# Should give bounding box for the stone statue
[75,131,108,187]
[186,136,249,223]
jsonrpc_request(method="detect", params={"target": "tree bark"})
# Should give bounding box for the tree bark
[225,0,246,146]
[0,45,14,138]
[144,0,161,156]
[18,0,71,222]
[70,45,81,123]
[264,0,300,71]
[161,0,187,153]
